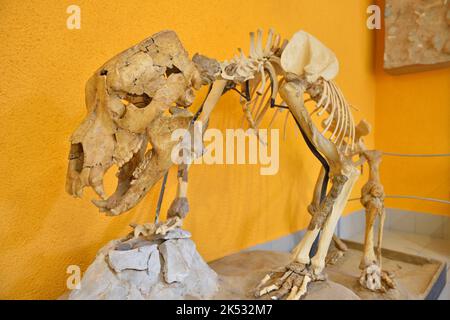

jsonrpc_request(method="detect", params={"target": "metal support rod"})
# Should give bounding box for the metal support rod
[291,114,330,259]
[154,171,169,224]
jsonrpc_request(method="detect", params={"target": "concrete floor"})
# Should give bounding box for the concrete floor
[345,230,450,300]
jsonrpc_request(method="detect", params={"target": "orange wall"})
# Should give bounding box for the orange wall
[374,7,450,216]
[0,0,376,299]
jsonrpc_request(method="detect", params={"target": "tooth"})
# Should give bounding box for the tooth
[106,150,174,215]
[133,138,143,153]
[79,167,90,187]
[89,166,107,199]
[72,179,83,198]
[102,112,191,216]
[69,181,76,196]
[92,199,107,208]
[93,184,106,200]
[132,155,150,179]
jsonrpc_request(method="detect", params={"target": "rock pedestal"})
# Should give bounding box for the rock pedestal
[69,229,218,300]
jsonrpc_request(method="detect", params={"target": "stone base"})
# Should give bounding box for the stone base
[66,237,444,300]
[209,245,445,300]
[69,229,218,300]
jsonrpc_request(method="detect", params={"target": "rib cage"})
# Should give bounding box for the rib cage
[311,79,356,154]
[234,29,357,156]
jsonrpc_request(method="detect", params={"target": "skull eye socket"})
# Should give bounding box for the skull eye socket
[165,65,182,78]
[121,93,152,108]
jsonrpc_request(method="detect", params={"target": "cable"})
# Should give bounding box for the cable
[382,152,450,158]
[348,195,450,205]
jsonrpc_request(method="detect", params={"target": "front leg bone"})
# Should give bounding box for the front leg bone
[359,150,396,291]
[280,78,360,277]
[256,79,353,300]
[310,168,359,275]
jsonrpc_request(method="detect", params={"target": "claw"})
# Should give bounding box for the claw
[259,284,279,297]
[255,261,324,300]
[126,219,182,241]
[294,275,311,300]
[281,269,293,278]
[286,285,299,300]
[132,223,156,238]
[92,198,107,208]
[155,217,183,236]
[270,272,300,300]
[258,274,272,287]
[256,270,289,297]
[381,271,396,289]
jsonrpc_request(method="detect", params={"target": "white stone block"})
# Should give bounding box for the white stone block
[108,245,157,272]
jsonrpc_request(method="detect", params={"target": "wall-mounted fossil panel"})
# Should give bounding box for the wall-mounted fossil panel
[384,0,450,74]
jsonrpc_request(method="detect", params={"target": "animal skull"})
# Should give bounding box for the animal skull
[66,30,202,215]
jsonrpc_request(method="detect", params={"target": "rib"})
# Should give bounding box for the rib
[321,81,336,134]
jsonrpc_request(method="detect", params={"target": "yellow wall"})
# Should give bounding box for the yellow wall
[0,0,376,299]
[374,7,450,217]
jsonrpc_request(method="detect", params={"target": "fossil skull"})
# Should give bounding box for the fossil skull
[66,30,202,216]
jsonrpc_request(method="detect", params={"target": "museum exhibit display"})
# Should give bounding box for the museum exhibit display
[0,0,448,302]
[63,25,445,300]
